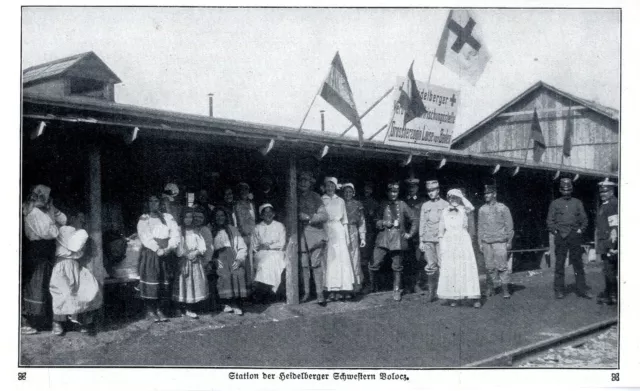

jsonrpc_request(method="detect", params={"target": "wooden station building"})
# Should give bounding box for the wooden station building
[22,53,619,304]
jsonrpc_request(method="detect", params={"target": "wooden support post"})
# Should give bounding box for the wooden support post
[87,144,106,286]
[285,157,299,305]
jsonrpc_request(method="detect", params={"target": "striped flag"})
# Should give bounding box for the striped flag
[436,9,490,86]
[530,108,546,162]
[320,52,364,146]
[397,61,427,125]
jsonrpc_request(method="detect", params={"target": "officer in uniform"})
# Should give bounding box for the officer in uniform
[418,179,449,302]
[478,184,514,299]
[297,171,329,306]
[595,179,618,305]
[404,176,427,294]
[370,181,418,301]
[546,178,591,299]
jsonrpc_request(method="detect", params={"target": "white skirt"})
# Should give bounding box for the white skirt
[437,229,481,300]
[254,250,286,292]
[324,221,355,291]
[49,258,102,316]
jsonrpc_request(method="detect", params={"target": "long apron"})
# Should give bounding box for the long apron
[138,238,172,300]
[216,247,248,299]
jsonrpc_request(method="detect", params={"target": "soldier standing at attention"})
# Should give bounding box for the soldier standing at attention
[361,182,379,294]
[418,180,449,302]
[404,176,427,294]
[477,184,514,299]
[595,179,618,305]
[370,181,417,302]
[546,178,591,299]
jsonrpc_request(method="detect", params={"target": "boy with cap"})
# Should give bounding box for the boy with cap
[297,171,329,305]
[370,181,418,301]
[546,178,591,299]
[404,176,427,294]
[418,179,449,302]
[595,179,618,305]
[478,184,514,299]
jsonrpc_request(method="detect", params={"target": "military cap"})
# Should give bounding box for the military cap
[559,178,573,190]
[598,179,617,193]
[484,184,497,194]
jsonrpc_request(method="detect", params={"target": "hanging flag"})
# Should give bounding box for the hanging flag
[397,61,427,125]
[563,107,573,158]
[435,9,490,86]
[320,52,364,146]
[531,108,546,163]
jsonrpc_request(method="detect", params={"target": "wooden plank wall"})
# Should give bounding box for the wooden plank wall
[462,89,618,174]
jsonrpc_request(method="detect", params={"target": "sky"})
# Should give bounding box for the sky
[21,7,620,140]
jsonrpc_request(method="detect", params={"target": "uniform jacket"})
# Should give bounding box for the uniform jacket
[298,190,329,251]
[478,201,514,244]
[546,197,588,239]
[596,196,618,254]
[375,200,417,251]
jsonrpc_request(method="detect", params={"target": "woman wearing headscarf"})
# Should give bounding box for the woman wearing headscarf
[233,182,256,286]
[49,211,102,336]
[137,194,181,322]
[322,177,356,301]
[211,207,248,315]
[343,183,366,295]
[251,204,287,303]
[172,206,209,319]
[22,185,67,334]
[436,189,482,308]
[192,206,216,311]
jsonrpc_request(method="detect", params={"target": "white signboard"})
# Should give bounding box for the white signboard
[384,77,460,150]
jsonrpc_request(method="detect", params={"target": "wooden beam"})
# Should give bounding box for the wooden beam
[497,106,586,118]
[367,123,389,140]
[285,157,299,305]
[30,121,46,140]
[87,144,106,285]
[260,138,275,156]
[340,86,394,137]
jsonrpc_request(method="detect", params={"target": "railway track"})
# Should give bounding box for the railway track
[465,318,618,368]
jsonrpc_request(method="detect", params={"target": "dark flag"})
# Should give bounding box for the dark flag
[530,108,546,162]
[319,52,364,146]
[397,61,427,125]
[563,107,573,158]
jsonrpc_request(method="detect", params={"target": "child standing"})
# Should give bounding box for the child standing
[173,207,209,318]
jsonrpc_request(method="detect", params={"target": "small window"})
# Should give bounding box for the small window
[69,77,105,95]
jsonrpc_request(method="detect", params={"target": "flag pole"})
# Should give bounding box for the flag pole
[427,54,437,85]
[340,86,394,137]
[297,85,323,133]
[367,123,390,140]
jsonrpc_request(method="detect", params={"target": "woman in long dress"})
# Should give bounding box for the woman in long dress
[137,194,181,322]
[49,211,102,336]
[322,177,356,301]
[436,189,482,308]
[211,207,248,315]
[342,183,365,295]
[172,207,209,319]
[22,185,67,335]
[251,203,287,303]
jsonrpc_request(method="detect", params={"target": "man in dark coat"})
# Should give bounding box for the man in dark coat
[370,181,418,302]
[360,181,379,294]
[595,179,618,305]
[546,178,591,299]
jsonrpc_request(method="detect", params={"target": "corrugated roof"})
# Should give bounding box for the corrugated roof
[22,51,122,85]
[452,81,619,147]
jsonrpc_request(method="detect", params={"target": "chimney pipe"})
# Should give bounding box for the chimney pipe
[208,93,214,117]
[320,110,325,132]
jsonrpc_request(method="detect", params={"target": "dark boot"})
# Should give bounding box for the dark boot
[485,271,495,297]
[414,270,426,294]
[301,267,311,302]
[392,271,402,302]
[426,273,438,302]
[312,267,326,305]
[368,269,378,293]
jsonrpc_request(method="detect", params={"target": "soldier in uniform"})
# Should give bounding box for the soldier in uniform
[419,180,449,302]
[297,171,329,306]
[595,179,618,305]
[370,181,418,302]
[404,176,427,294]
[478,184,514,299]
[546,178,591,299]
[361,181,379,294]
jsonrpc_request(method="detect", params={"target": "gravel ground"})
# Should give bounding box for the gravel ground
[518,325,618,368]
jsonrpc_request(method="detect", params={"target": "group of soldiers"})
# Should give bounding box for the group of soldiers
[296,171,619,306]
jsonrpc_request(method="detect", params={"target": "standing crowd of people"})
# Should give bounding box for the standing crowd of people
[21,171,618,336]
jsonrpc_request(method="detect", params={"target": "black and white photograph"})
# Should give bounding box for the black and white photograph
[8,1,637,389]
